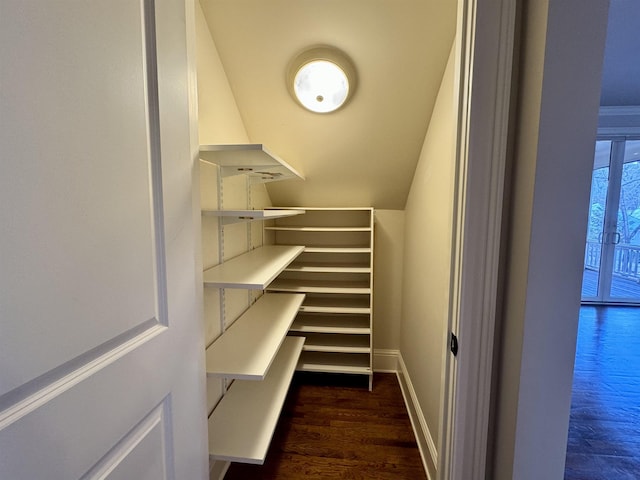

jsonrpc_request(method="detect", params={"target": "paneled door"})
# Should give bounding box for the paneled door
[582,139,640,304]
[0,1,207,479]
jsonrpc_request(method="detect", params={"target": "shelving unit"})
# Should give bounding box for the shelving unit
[200,144,307,466]
[266,207,374,389]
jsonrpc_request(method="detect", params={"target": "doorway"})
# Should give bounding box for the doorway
[582,138,640,304]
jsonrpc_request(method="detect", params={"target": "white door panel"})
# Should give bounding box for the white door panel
[0,344,172,479]
[83,404,170,480]
[0,0,207,478]
[0,0,159,395]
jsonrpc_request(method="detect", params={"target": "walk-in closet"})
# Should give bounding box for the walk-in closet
[195,1,457,478]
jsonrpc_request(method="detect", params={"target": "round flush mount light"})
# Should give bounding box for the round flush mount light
[287,46,357,114]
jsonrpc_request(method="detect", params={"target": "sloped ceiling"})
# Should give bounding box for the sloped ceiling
[199,0,457,209]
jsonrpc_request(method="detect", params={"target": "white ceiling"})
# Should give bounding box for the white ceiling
[199,0,457,209]
[600,0,640,106]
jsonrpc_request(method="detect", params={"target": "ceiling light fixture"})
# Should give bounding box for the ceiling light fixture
[287,46,357,114]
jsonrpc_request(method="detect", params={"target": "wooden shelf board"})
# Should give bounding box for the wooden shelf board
[205,293,305,379]
[299,305,371,314]
[202,209,304,225]
[267,279,371,294]
[203,245,304,289]
[302,344,370,354]
[285,262,371,273]
[295,334,370,354]
[199,144,304,182]
[304,246,371,254]
[208,336,305,464]
[290,316,371,334]
[297,352,371,375]
[301,296,371,313]
[264,226,371,232]
[269,207,373,211]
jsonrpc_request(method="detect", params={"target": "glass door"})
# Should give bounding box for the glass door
[610,140,640,301]
[582,141,612,301]
[582,139,640,303]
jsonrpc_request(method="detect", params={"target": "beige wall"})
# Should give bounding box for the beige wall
[491,0,609,478]
[372,210,405,351]
[399,41,456,475]
[196,2,248,146]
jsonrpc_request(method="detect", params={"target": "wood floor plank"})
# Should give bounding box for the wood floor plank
[224,372,427,480]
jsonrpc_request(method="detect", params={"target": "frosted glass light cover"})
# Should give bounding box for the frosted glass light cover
[294,60,349,113]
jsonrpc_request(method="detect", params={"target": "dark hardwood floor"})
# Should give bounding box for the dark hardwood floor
[565,306,640,480]
[224,372,426,480]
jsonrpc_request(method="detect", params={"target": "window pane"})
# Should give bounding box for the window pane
[610,140,640,299]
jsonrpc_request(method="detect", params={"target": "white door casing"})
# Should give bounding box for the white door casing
[0,0,207,479]
[439,0,515,478]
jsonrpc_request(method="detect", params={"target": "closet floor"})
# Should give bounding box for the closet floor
[224,372,426,480]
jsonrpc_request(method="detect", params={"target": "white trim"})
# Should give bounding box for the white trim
[372,349,399,372]
[598,106,640,136]
[80,401,169,480]
[442,0,516,479]
[597,127,640,136]
[396,354,437,480]
[0,322,165,431]
[599,105,640,117]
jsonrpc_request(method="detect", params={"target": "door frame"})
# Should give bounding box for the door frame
[438,0,516,478]
[452,1,610,479]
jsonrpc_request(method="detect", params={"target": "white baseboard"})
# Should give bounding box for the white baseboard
[396,354,438,480]
[373,348,399,372]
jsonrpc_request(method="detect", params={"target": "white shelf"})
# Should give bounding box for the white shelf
[202,209,304,225]
[300,304,370,314]
[291,314,371,334]
[208,336,305,464]
[205,293,305,380]
[264,226,371,232]
[285,262,371,273]
[295,333,371,353]
[297,351,371,375]
[304,246,371,254]
[203,245,304,289]
[268,207,373,212]
[267,278,371,294]
[300,296,371,314]
[199,144,304,183]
